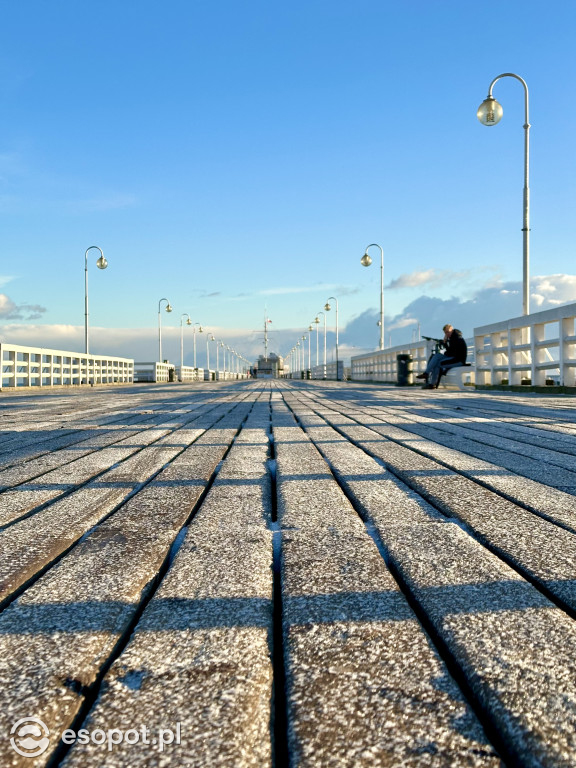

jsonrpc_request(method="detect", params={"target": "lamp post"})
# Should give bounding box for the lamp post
[360,243,384,349]
[84,246,108,355]
[192,323,203,368]
[308,324,313,372]
[477,73,530,315]
[207,334,215,371]
[314,314,322,367]
[179,313,192,377]
[158,298,173,363]
[324,296,339,379]
[314,311,327,378]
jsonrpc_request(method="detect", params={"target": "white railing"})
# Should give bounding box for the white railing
[351,340,430,382]
[1,343,133,389]
[214,370,249,380]
[474,302,576,387]
[176,366,205,382]
[351,339,475,384]
[311,361,345,380]
[134,362,175,383]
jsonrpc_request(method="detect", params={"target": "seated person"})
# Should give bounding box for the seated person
[417,324,467,388]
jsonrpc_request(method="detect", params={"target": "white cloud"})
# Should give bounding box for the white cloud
[2,275,574,368]
[532,274,576,303]
[388,316,419,331]
[0,293,46,320]
[257,283,342,297]
[386,268,472,290]
[341,274,576,352]
[0,324,303,367]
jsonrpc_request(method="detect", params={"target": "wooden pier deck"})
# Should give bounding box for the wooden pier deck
[1,380,576,767]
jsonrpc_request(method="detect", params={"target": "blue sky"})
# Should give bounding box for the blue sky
[1,0,575,365]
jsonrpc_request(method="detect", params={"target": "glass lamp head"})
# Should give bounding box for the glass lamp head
[477,97,503,126]
[360,253,372,267]
[314,316,320,324]
[324,302,331,312]
[186,318,192,325]
[96,255,108,270]
[166,303,173,313]
[199,326,203,333]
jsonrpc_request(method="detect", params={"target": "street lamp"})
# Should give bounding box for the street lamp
[308,324,313,371]
[313,314,322,367]
[477,73,530,315]
[315,311,327,378]
[192,323,203,368]
[84,246,108,355]
[360,243,384,349]
[158,298,173,363]
[207,333,215,371]
[324,296,339,379]
[180,313,192,377]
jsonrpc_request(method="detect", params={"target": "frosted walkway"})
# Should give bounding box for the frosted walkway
[1,380,575,767]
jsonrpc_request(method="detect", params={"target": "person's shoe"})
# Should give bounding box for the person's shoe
[415,373,427,380]
[422,383,434,389]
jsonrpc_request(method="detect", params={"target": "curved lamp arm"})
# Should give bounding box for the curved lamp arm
[477,73,530,315]
[84,246,107,355]
[360,244,384,349]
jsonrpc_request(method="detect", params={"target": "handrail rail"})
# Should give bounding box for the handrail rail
[474,302,576,387]
[1,343,133,389]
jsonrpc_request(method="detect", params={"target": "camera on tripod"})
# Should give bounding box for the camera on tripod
[423,335,445,353]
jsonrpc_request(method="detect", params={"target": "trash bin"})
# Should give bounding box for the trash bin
[396,354,413,386]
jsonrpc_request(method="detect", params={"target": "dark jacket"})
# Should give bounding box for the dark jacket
[445,329,467,364]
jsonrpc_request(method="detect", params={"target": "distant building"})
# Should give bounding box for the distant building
[253,353,284,379]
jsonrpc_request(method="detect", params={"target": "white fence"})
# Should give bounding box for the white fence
[311,361,345,380]
[475,302,576,387]
[217,371,249,380]
[176,366,205,382]
[134,363,249,383]
[1,343,133,389]
[134,362,175,383]
[284,362,345,380]
[350,303,576,390]
[351,340,433,382]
